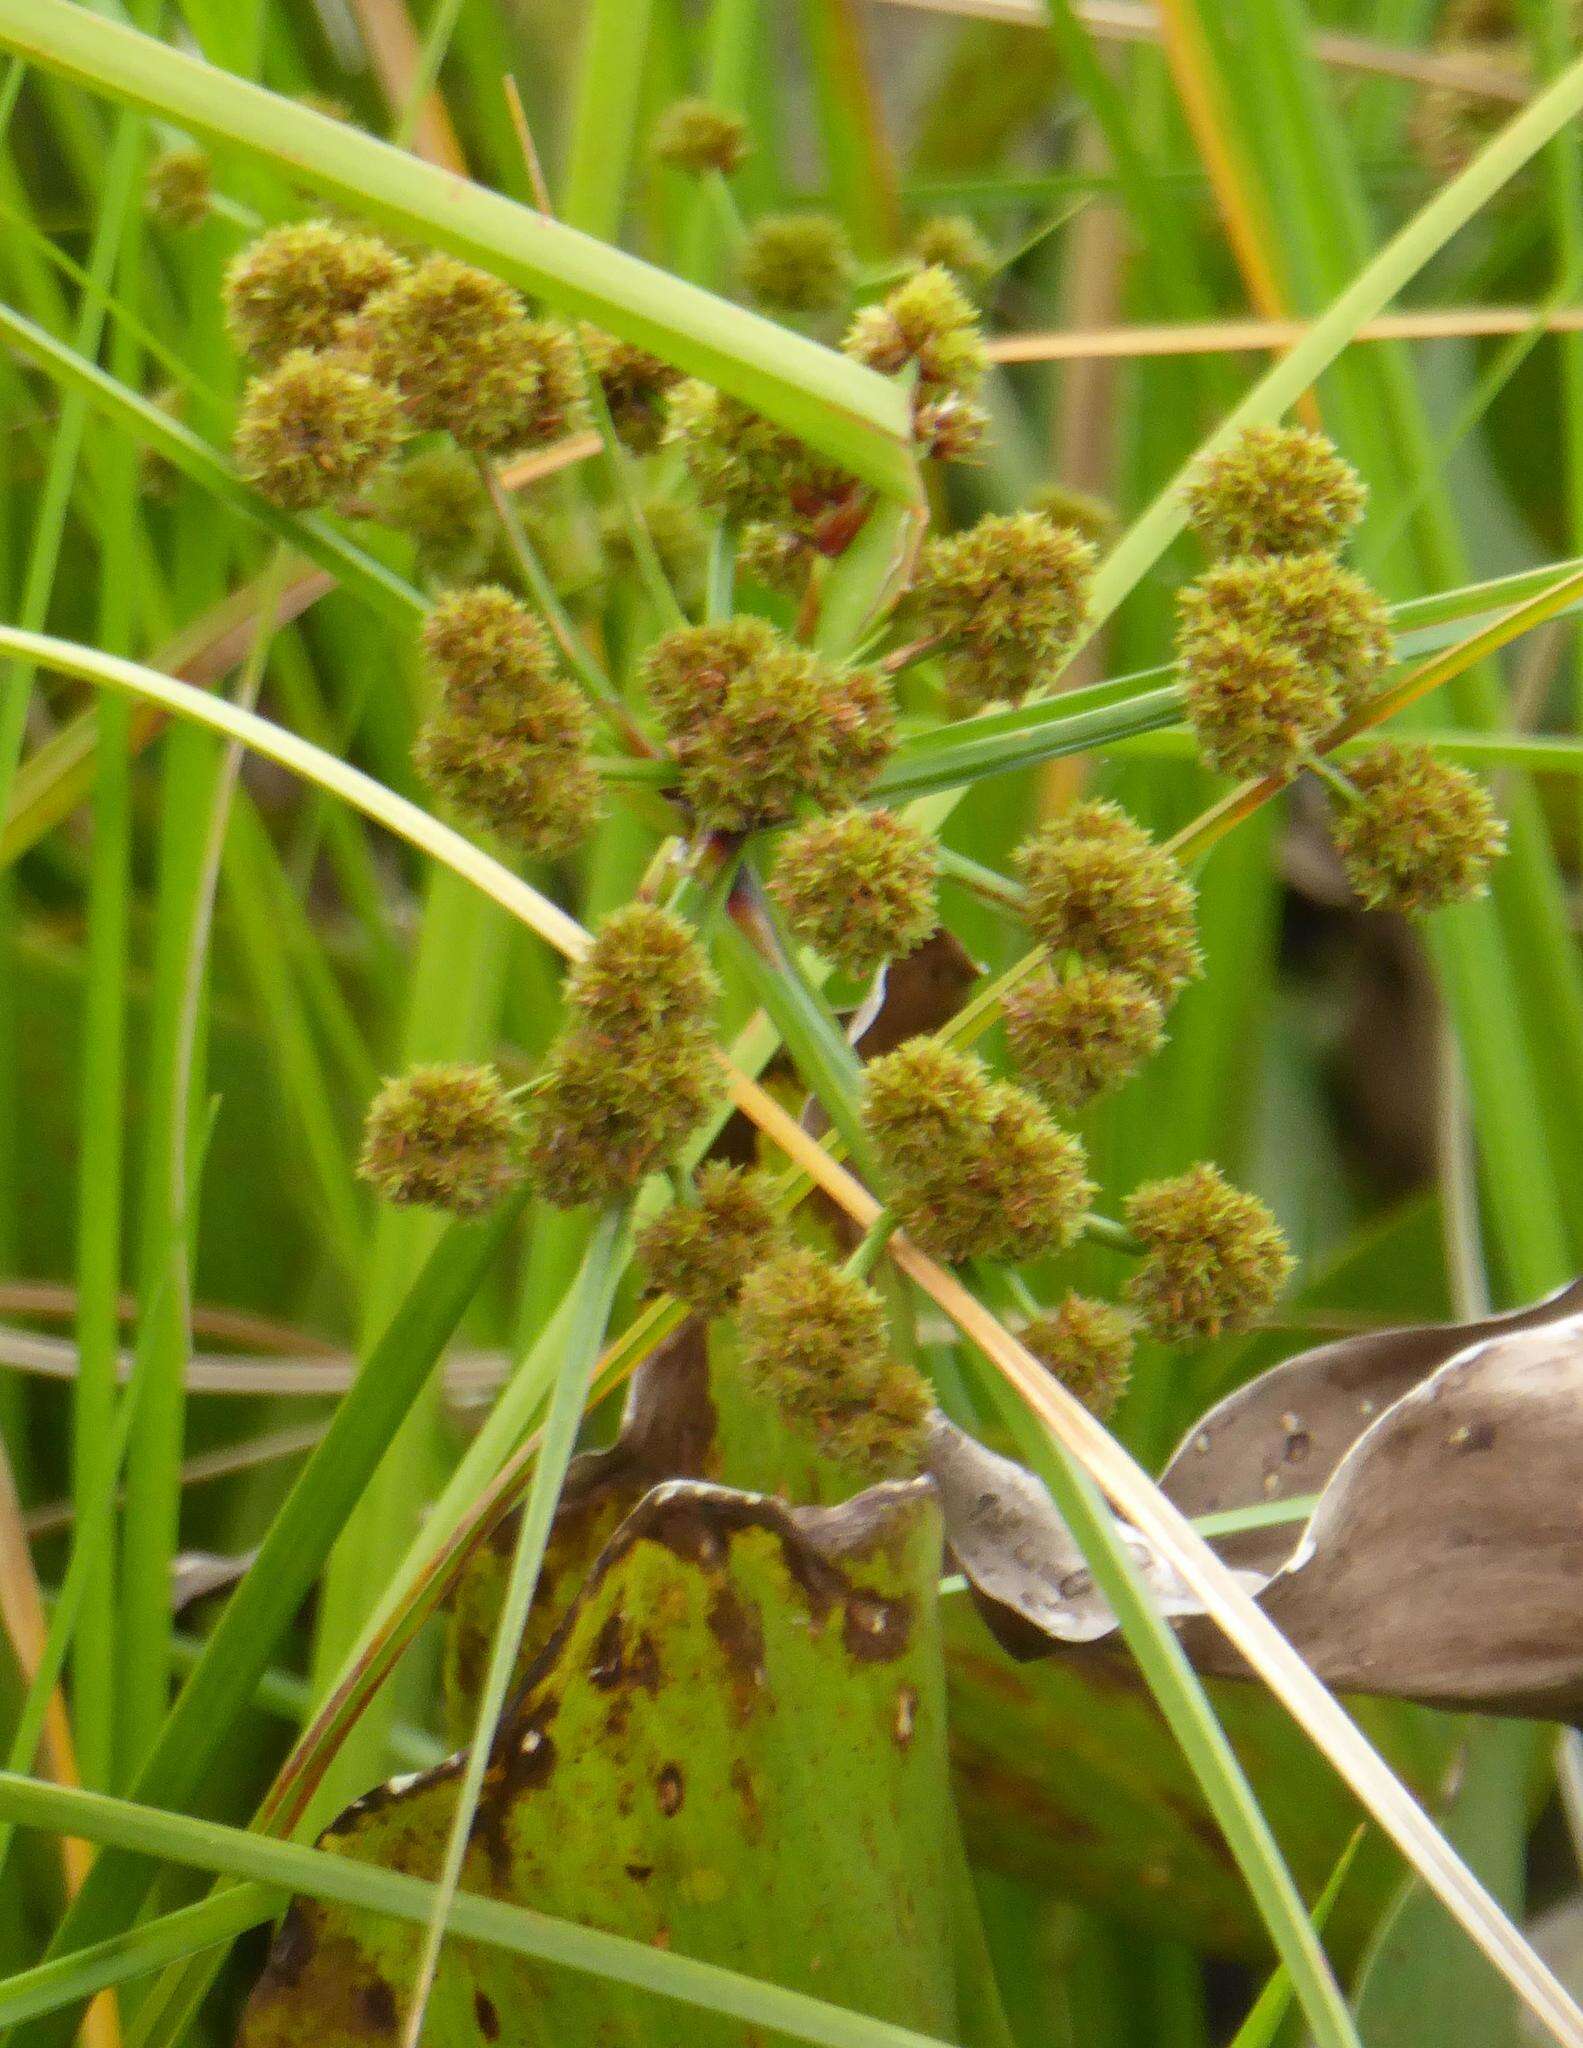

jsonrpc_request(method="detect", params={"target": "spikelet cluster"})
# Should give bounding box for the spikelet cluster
[599,498,708,613]
[735,1247,930,1480]
[636,1164,782,1316]
[1016,800,1201,1005]
[771,809,939,980]
[358,1063,525,1213]
[1124,1163,1292,1343]
[223,221,408,365]
[1022,1293,1134,1420]
[413,585,596,856]
[582,329,683,454]
[527,905,722,1207]
[913,511,1095,708]
[909,214,993,286]
[1185,426,1367,560]
[346,257,582,454]
[862,1039,1092,1263]
[1004,963,1164,1111]
[652,98,751,177]
[665,379,855,532]
[146,145,212,230]
[233,349,402,512]
[739,213,855,315]
[374,445,495,586]
[843,265,989,458]
[1176,553,1392,777]
[641,618,894,832]
[1330,741,1506,916]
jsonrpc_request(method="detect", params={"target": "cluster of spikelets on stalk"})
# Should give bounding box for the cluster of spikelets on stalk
[199,141,1506,1494]
[1177,424,1506,916]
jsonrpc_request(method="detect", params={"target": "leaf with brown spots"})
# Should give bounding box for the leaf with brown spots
[243,1481,1011,2047]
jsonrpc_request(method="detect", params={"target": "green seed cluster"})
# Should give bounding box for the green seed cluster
[913,511,1096,708]
[1176,428,1390,778]
[582,329,683,454]
[641,617,894,832]
[1331,741,1506,916]
[738,213,855,316]
[146,145,212,230]
[224,221,408,366]
[1177,553,1392,778]
[598,498,708,613]
[909,213,994,286]
[1123,1163,1292,1344]
[1022,1293,1134,1421]
[651,98,751,177]
[771,809,939,980]
[736,1246,930,1480]
[233,348,402,513]
[346,256,582,455]
[527,905,722,1207]
[374,445,496,587]
[1185,425,1367,560]
[665,379,854,529]
[863,1039,1093,1263]
[1003,963,1164,1112]
[844,265,989,459]
[413,585,597,856]
[1015,800,1201,1005]
[635,1163,783,1317]
[358,1062,525,1214]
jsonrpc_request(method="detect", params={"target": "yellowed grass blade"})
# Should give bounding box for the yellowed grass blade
[870,0,1528,100]
[991,304,1583,361]
[12,621,1582,2047]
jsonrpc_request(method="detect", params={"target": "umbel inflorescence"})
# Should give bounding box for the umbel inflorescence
[188,182,1509,1480]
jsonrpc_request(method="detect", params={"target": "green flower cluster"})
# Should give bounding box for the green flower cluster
[527,905,723,1207]
[358,1063,524,1214]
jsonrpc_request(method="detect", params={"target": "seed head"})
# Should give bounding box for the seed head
[146,145,212,230]
[738,213,855,315]
[233,349,403,512]
[526,906,722,1207]
[844,265,986,396]
[1185,425,1367,559]
[659,630,895,832]
[1022,1293,1134,1420]
[563,903,720,1048]
[1004,962,1165,1110]
[1015,800,1201,1003]
[914,512,1095,708]
[844,266,989,458]
[736,1247,930,1481]
[348,258,582,453]
[863,1039,1092,1263]
[738,521,815,598]
[1331,742,1506,916]
[1124,1163,1293,1343]
[1179,621,1339,778]
[640,616,778,739]
[771,809,939,980]
[415,585,596,855]
[358,1062,525,1213]
[636,1164,782,1316]
[1177,554,1392,718]
[652,98,751,177]
[909,213,994,285]
[414,716,599,856]
[582,329,683,453]
[223,220,407,366]
[527,1030,721,1208]
[420,586,574,729]
[666,380,853,527]
[374,445,495,586]
[1029,481,1117,548]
